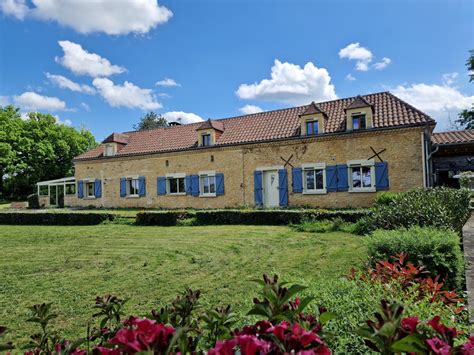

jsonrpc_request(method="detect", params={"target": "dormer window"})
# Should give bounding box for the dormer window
[352,114,366,130]
[101,132,129,158]
[202,133,211,146]
[196,119,224,147]
[104,144,115,156]
[306,120,319,135]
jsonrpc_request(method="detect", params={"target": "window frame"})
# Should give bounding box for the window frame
[305,120,319,136]
[302,163,327,194]
[65,183,76,196]
[348,160,376,192]
[166,173,186,195]
[199,171,217,197]
[85,180,96,199]
[125,176,140,198]
[104,143,115,157]
[201,133,212,147]
[351,113,367,130]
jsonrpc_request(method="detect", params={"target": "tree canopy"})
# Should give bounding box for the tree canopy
[456,50,474,129]
[133,112,168,131]
[0,106,97,199]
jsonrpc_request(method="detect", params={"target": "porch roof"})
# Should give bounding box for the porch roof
[37,177,76,186]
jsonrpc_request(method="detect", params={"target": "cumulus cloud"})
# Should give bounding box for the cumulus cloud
[373,57,392,70]
[155,78,180,87]
[236,59,337,105]
[239,104,264,114]
[13,92,68,111]
[392,81,474,130]
[163,111,203,124]
[92,78,162,110]
[339,43,373,71]
[46,72,96,94]
[345,74,356,81]
[442,72,459,86]
[0,0,28,19]
[55,40,126,77]
[0,0,172,35]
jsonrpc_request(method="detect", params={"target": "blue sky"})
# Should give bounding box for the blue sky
[0,0,473,140]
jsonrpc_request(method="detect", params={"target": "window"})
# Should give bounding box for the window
[126,177,139,196]
[348,160,375,192]
[302,164,326,193]
[352,114,366,130]
[200,173,216,196]
[65,183,76,195]
[306,120,319,135]
[39,185,49,196]
[168,177,185,194]
[202,133,211,146]
[104,144,115,156]
[85,181,95,198]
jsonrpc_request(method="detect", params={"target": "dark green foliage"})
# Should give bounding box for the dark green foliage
[0,327,14,352]
[133,111,168,131]
[456,49,473,128]
[0,212,114,225]
[367,227,464,289]
[27,193,39,209]
[135,210,194,226]
[356,187,471,235]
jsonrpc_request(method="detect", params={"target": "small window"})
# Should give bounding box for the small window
[349,161,375,192]
[303,167,325,193]
[200,174,216,196]
[202,133,211,147]
[306,120,319,135]
[85,181,95,198]
[352,114,366,130]
[168,177,185,194]
[39,186,49,196]
[65,183,76,195]
[104,144,115,156]
[126,178,139,196]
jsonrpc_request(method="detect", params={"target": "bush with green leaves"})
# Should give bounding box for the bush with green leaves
[356,187,471,235]
[366,227,464,290]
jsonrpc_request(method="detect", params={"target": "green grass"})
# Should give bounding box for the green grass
[0,202,11,209]
[0,224,365,345]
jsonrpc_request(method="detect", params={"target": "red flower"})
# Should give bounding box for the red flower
[95,347,122,355]
[401,316,419,333]
[426,337,451,355]
[208,335,271,355]
[461,336,474,354]
[427,316,458,342]
[268,321,289,341]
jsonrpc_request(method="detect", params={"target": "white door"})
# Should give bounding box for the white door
[263,170,279,207]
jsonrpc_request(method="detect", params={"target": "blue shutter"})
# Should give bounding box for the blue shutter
[157,176,167,195]
[254,170,263,207]
[278,169,288,207]
[77,180,84,198]
[94,179,102,198]
[375,162,389,190]
[292,167,303,193]
[120,178,126,197]
[138,176,146,197]
[216,173,224,196]
[336,165,349,192]
[185,175,192,195]
[326,165,338,192]
[191,175,200,196]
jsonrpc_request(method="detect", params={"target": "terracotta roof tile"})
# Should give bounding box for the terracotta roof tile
[431,129,474,145]
[300,101,325,116]
[102,132,130,144]
[344,95,373,110]
[197,119,224,131]
[75,92,435,161]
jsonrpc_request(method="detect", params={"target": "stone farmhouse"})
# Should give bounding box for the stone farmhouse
[37,91,473,209]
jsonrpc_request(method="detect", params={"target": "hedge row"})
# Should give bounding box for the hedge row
[135,209,370,226]
[0,212,115,225]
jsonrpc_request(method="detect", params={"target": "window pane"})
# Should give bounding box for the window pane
[209,176,216,193]
[362,167,372,187]
[203,176,209,194]
[352,167,362,188]
[65,184,76,195]
[169,178,178,193]
[353,117,359,130]
[87,183,94,196]
[306,122,312,135]
[202,134,211,146]
[39,186,49,196]
[315,169,324,189]
[305,170,315,190]
[178,178,185,193]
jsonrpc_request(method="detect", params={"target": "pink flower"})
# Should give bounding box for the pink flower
[401,317,419,333]
[427,316,458,342]
[461,336,474,354]
[426,337,451,355]
[268,321,289,341]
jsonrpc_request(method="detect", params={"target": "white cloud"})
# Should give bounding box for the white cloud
[339,43,373,71]
[442,72,459,86]
[239,104,264,114]
[13,92,68,111]
[236,59,337,105]
[54,115,72,126]
[163,111,203,124]
[80,102,90,112]
[1,0,172,35]
[157,93,171,98]
[0,0,28,19]
[345,74,356,81]
[392,82,474,130]
[46,72,96,95]
[0,95,10,106]
[373,57,392,70]
[155,78,180,87]
[92,78,162,110]
[55,40,125,77]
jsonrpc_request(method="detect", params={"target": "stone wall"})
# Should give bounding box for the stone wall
[72,126,425,209]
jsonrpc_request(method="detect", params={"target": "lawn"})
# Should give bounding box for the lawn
[0,224,366,345]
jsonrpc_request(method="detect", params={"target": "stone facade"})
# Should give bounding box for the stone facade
[70,126,425,209]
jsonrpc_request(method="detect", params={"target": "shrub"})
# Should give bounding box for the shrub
[0,212,114,225]
[357,187,471,235]
[135,211,194,226]
[366,227,464,290]
[26,194,39,209]
[291,217,356,234]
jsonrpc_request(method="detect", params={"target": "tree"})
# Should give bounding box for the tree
[456,50,474,129]
[0,106,97,199]
[133,112,168,131]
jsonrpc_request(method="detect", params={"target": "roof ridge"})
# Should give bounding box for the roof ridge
[433,128,474,135]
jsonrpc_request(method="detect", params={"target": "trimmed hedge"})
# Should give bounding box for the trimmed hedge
[367,226,464,290]
[0,212,114,225]
[135,211,194,226]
